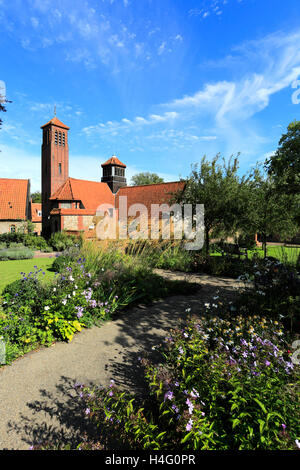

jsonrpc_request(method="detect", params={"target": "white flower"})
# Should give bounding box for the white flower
[44,306,50,311]
[295,439,300,449]
[62,299,67,305]
[74,284,78,289]
[69,275,74,282]
[73,291,76,296]
[53,288,56,292]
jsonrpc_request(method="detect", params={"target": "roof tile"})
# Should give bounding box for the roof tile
[0,178,29,220]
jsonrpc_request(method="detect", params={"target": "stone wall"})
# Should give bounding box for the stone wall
[63,215,78,231]
[0,221,25,234]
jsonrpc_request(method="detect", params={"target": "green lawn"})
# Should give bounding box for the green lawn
[0,257,55,293]
[211,244,300,265]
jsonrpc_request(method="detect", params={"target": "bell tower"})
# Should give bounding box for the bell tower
[41,115,70,237]
[101,155,127,193]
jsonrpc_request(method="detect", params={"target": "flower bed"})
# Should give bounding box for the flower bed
[0,248,199,364]
[64,311,299,451]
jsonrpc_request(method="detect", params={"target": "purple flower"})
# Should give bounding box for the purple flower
[164,390,174,401]
[186,419,193,431]
[265,360,271,367]
[172,404,179,413]
[75,306,84,318]
[186,398,194,414]
[85,408,90,415]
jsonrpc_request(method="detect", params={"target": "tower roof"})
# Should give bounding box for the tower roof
[101,155,126,168]
[41,116,70,130]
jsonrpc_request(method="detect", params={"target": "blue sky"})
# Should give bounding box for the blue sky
[0,0,300,192]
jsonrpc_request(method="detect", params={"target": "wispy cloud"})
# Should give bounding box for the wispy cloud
[188,0,239,19]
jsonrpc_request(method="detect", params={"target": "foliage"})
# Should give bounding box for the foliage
[131,172,164,186]
[0,232,51,251]
[174,154,250,255]
[245,165,298,257]
[236,257,300,333]
[18,220,36,234]
[31,191,42,203]
[265,120,300,195]
[0,242,199,365]
[70,313,299,450]
[49,231,83,252]
[0,246,34,261]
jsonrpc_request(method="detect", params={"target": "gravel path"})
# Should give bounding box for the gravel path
[0,270,242,450]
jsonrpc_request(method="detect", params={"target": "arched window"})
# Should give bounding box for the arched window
[58,132,62,146]
[55,130,58,145]
[62,133,65,146]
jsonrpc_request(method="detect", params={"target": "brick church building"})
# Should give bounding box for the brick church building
[40,115,185,238]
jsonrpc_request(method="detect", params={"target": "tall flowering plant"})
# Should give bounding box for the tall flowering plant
[74,311,299,450]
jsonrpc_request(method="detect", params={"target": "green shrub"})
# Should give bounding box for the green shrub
[49,232,82,251]
[23,235,50,251]
[0,247,34,261]
[68,313,299,451]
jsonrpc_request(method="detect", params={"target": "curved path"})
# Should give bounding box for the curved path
[0,270,242,450]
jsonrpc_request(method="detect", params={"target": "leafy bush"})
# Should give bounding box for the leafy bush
[237,257,300,333]
[68,313,299,450]
[49,232,82,252]
[51,246,82,273]
[0,247,34,260]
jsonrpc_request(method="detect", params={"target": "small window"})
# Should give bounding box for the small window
[55,130,58,145]
[59,163,62,174]
[10,225,16,233]
[62,133,65,146]
[58,132,62,146]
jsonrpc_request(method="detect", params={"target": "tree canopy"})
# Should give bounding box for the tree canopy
[265,120,300,194]
[31,191,42,203]
[174,154,248,254]
[131,172,164,186]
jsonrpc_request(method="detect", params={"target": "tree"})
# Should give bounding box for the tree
[131,172,164,186]
[0,87,11,130]
[246,165,298,257]
[0,84,11,151]
[174,154,248,255]
[31,191,42,203]
[265,120,300,194]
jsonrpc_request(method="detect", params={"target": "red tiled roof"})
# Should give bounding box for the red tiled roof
[50,177,115,211]
[115,181,186,214]
[0,178,29,220]
[31,202,42,222]
[40,117,70,130]
[101,156,126,168]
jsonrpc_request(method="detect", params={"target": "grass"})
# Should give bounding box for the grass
[0,257,55,293]
[211,245,300,265]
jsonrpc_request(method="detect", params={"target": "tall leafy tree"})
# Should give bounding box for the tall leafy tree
[246,165,298,257]
[31,191,42,203]
[131,172,164,186]
[174,154,247,255]
[265,120,300,194]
